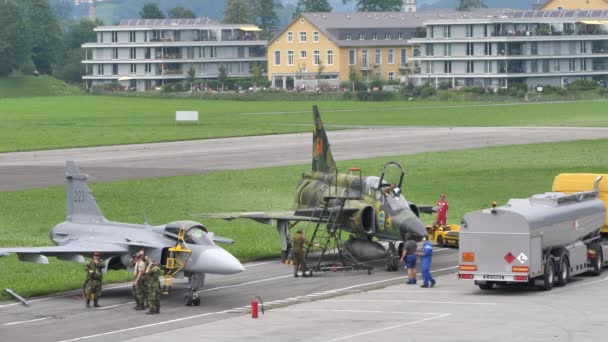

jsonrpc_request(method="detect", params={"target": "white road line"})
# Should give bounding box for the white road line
[537,276,608,296]
[3,317,52,326]
[325,299,496,305]
[96,302,135,310]
[57,310,232,342]
[277,309,448,315]
[325,313,452,342]
[196,274,292,293]
[0,284,133,309]
[244,260,280,268]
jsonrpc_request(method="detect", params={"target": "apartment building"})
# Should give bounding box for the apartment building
[82,18,267,91]
[410,9,608,89]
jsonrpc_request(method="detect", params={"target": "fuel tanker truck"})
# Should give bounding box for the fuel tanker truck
[458,176,608,291]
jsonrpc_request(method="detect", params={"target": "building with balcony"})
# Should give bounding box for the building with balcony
[410,9,608,89]
[82,18,267,91]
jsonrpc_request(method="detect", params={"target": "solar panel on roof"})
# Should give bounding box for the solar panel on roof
[564,10,575,17]
[523,11,533,18]
[549,11,560,17]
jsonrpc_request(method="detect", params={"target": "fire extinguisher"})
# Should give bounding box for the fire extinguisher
[251,296,264,319]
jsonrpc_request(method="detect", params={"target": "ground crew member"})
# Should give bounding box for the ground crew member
[145,258,163,314]
[418,238,436,288]
[292,229,318,277]
[436,194,448,226]
[84,252,105,308]
[400,234,418,284]
[132,250,146,310]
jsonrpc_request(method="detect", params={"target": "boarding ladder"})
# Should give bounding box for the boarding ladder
[162,227,192,294]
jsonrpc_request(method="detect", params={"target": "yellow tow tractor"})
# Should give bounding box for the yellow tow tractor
[426,224,460,247]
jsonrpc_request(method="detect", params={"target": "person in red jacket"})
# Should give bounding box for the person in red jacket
[436,194,448,226]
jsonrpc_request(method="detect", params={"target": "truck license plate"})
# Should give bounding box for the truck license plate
[482,275,504,280]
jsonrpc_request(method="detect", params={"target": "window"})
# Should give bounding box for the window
[300,50,307,59]
[144,31,148,42]
[359,33,365,40]
[466,43,474,56]
[313,50,320,65]
[199,63,206,74]
[388,72,395,80]
[531,60,538,72]
[112,64,118,75]
[580,41,587,54]
[375,49,381,65]
[466,25,473,38]
[130,47,136,59]
[287,32,293,42]
[372,32,377,40]
[554,59,560,72]
[388,49,394,64]
[362,49,368,68]
[145,48,151,59]
[400,49,407,66]
[484,42,492,56]
[99,32,103,43]
[111,31,118,43]
[112,48,118,60]
[299,32,307,42]
[274,50,281,65]
[484,25,488,37]
[327,50,333,66]
[346,33,352,40]
[313,31,319,42]
[444,60,452,74]
[426,60,434,73]
[531,42,538,55]
[581,58,587,70]
[130,63,136,75]
[129,31,136,43]
[569,58,576,71]
[398,32,404,40]
[287,50,294,66]
[97,64,104,75]
[348,49,356,65]
[444,43,451,56]
[210,47,217,58]
[145,63,151,73]
[484,60,493,73]
[542,59,550,72]
[425,44,434,56]
[443,25,451,38]
[385,32,391,40]
[466,60,474,73]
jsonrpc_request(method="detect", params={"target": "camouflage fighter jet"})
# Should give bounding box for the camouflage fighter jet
[0,161,244,303]
[194,106,429,271]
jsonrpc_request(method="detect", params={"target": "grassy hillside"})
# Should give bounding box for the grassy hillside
[0,76,83,98]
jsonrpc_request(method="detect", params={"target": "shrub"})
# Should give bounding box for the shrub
[355,91,396,101]
[568,79,600,91]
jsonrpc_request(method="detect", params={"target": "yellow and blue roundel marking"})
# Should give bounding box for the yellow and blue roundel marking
[378,211,386,230]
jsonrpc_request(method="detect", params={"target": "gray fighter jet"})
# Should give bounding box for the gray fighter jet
[0,161,244,302]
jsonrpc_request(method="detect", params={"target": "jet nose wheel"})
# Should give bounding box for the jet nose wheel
[184,290,201,306]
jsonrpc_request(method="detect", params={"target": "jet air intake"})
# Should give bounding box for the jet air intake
[348,202,376,236]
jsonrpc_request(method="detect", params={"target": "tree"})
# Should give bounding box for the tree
[251,0,282,40]
[0,0,31,76]
[224,0,252,24]
[140,2,165,19]
[186,65,196,90]
[296,0,332,14]
[250,63,264,86]
[20,0,63,74]
[54,19,98,83]
[456,0,487,11]
[345,0,402,12]
[217,65,227,91]
[168,6,196,19]
[348,66,360,91]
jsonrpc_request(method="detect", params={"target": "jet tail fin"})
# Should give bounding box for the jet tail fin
[312,105,336,173]
[65,160,106,223]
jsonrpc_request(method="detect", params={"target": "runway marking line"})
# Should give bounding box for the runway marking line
[277,309,449,316]
[325,313,452,342]
[325,299,496,305]
[3,317,52,326]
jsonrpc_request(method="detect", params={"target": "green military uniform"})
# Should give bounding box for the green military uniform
[84,259,105,308]
[292,232,312,277]
[146,264,163,314]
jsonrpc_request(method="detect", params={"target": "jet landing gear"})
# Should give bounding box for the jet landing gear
[184,289,201,306]
[385,242,400,272]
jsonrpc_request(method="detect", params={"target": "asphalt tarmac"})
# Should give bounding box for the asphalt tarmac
[0,248,459,342]
[3,126,608,191]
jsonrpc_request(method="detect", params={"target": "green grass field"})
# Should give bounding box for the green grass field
[1,95,608,152]
[2,139,608,300]
[0,76,83,98]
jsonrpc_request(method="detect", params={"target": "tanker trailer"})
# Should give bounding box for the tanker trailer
[458,177,608,291]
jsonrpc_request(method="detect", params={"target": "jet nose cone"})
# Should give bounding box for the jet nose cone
[194,247,245,275]
[402,217,427,241]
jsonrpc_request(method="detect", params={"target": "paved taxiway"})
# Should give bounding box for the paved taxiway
[0,248,458,342]
[2,126,608,191]
[126,269,608,342]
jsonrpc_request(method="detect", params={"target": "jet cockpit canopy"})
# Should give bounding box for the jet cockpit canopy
[164,220,214,245]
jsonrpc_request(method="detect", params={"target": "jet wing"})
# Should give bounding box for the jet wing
[194,207,359,225]
[0,242,129,264]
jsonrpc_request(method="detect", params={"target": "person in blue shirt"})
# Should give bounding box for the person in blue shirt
[418,238,436,288]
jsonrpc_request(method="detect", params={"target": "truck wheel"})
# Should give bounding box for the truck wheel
[436,236,444,248]
[555,254,570,287]
[478,282,494,290]
[590,245,603,276]
[539,259,555,291]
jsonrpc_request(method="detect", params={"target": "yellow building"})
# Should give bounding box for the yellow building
[539,0,608,10]
[267,12,429,89]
